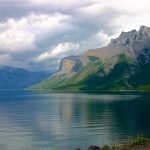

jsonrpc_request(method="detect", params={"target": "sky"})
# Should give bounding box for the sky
[0,0,150,71]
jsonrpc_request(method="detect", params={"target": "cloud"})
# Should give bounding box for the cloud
[0,54,11,65]
[0,0,150,71]
[94,30,119,47]
[0,28,34,52]
[0,13,76,70]
[95,30,113,46]
[0,13,71,52]
[36,42,80,61]
[28,0,97,8]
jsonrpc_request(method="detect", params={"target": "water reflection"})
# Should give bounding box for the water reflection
[0,90,149,150]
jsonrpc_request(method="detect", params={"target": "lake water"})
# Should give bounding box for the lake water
[0,90,150,150]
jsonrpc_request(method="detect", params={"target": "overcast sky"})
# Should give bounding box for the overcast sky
[0,0,150,71]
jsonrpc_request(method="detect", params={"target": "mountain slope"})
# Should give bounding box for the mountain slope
[0,66,50,89]
[30,26,150,91]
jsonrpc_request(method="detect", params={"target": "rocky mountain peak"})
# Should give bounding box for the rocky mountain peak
[110,29,137,46]
[120,29,137,38]
[139,25,150,34]
[110,26,150,46]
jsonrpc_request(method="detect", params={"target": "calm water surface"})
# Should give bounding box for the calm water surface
[0,90,150,150]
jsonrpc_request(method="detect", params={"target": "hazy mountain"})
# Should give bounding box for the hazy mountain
[0,66,50,89]
[30,26,150,91]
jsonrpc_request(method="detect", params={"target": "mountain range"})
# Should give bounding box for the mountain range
[0,66,50,89]
[29,26,150,91]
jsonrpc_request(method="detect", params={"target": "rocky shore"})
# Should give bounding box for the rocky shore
[75,135,150,150]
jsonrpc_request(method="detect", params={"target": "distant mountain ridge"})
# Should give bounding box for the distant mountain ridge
[29,26,150,91]
[0,66,50,89]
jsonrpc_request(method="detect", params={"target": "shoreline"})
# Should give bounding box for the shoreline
[76,135,150,150]
[26,89,150,93]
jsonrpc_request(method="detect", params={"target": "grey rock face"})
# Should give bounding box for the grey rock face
[58,56,83,75]
[111,29,137,46]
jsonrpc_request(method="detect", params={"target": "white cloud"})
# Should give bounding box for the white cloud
[36,42,80,61]
[79,0,150,15]
[0,29,34,52]
[95,30,118,46]
[106,0,150,13]
[0,13,71,52]
[95,30,111,46]
[112,13,150,32]
[28,0,96,7]
[1,0,150,70]
[77,0,150,32]
[77,2,106,16]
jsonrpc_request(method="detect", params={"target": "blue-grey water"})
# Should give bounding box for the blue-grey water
[0,90,150,150]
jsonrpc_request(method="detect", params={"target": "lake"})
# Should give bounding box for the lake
[0,90,150,150]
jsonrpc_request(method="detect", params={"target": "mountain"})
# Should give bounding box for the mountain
[30,26,150,91]
[0,66,50,89]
